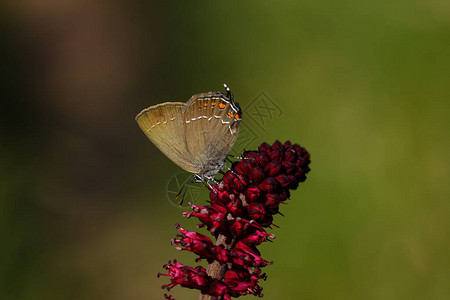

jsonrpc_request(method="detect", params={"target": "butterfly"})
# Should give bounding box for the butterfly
[136,84,242,203]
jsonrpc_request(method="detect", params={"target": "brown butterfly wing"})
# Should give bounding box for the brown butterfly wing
[136,102,200,174]
[184,92,241,174]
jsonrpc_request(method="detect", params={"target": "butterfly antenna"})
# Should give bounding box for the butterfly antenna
[223,83,233,100]
[227,154,244,160]
[175,174,195,206]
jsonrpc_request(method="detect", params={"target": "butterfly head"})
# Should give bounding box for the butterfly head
[223,83,242,119]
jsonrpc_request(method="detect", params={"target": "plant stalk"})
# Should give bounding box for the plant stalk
[198,234,234,300]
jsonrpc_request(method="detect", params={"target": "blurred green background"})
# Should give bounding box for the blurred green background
[1,1,449,299]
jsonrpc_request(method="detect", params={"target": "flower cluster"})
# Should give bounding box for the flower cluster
[158,141,311,299]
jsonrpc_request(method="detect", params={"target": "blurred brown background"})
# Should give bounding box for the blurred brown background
[1,1,449,300]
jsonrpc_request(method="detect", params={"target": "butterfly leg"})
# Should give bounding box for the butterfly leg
[227,153,254,161]
[203,176,218,193]
[227,154,244,160]
[223,165,246,180]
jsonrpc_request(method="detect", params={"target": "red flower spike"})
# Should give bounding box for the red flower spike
[159,141,310,299]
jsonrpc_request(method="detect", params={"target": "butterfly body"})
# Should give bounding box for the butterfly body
[136,86,242,183]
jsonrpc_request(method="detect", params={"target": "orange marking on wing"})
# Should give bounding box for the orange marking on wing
[234,113,240,119]
[204,103,209,107]
[219,103,226,109]
[227,112,234,118]
[211,102,216,106]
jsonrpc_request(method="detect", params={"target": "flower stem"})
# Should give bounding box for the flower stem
[198,234,234,300]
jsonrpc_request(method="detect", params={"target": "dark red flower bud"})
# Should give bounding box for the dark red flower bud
[223,173,248,193]
[265,193,281,208]
[233,159,254,176]
[282,161,297,174]
[209,189,219,203]
[244,186,261,203]
[259,177,281,193]
[222,172,235,187]
[209,212,227,234]
[293,144,304,154]
[232,176,248,193]
[275,174,292,188]
[243,150,258,160]
[217,190,232,205]
[247,202,268,223]
[284,148,298,162]
[211,245,229,264]
[268,148,284,161]
[159,260,209,293]
[296,158,310,170]
[256,151,270,167]
[265,161,283,177]
[258,142,271,153]
[283,140,292,147]
[250,167,265,185]
[259,214,274,227]
[295,167,308,182]
[229,218,249,237]
[220,181,231,191]
[287,175,299,189]
[226,197,243,217]
[175,224,213,244]
[271,140,284,150]
[207,280,229,299]
[210,189,232,205]
[172,225,215,260]
[279,189,290,201]
[266,205,279,215]
[240,230,275,245]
